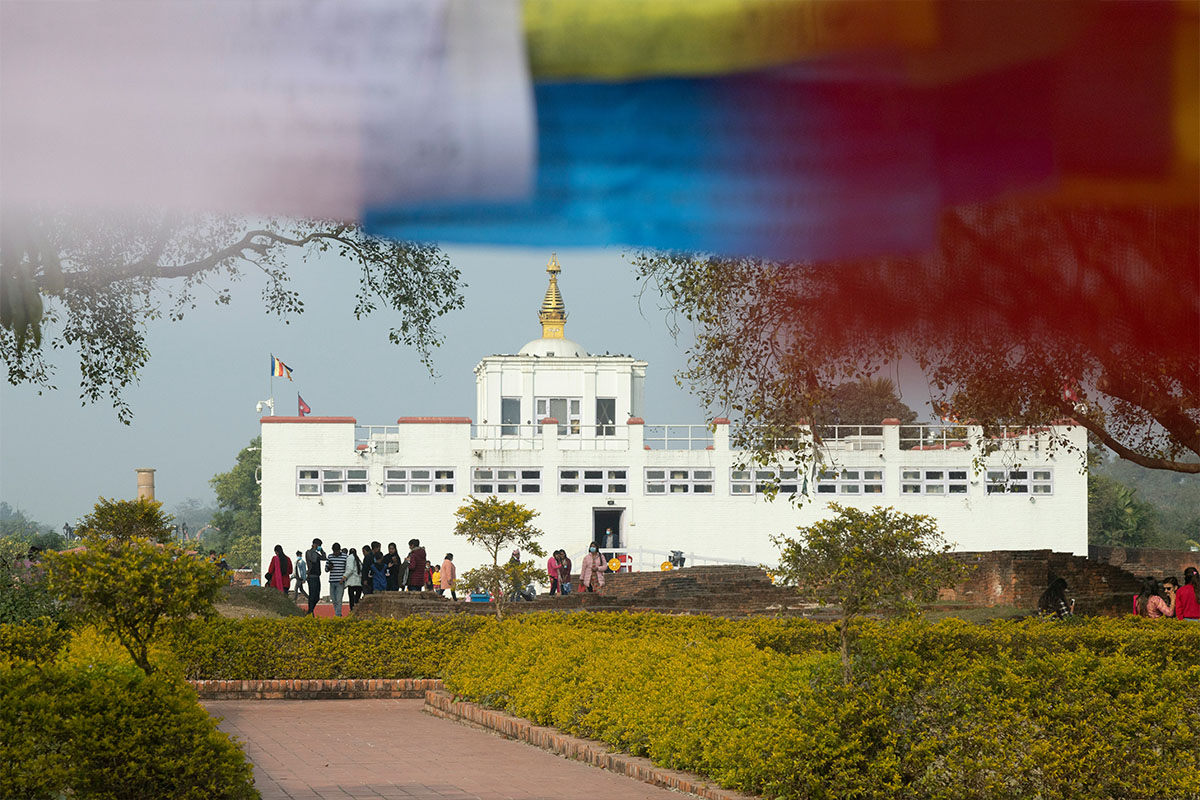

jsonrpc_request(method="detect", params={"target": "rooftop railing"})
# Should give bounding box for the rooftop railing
[643,424,714,450]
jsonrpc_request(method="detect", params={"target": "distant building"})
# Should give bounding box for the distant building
[260,256,1086,574]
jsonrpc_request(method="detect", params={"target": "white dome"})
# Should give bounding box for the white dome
[518,337,588,357]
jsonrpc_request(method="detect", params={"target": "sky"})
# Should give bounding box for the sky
[0,243,936,529]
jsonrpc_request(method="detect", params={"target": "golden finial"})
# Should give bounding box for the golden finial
[538,253,566,339]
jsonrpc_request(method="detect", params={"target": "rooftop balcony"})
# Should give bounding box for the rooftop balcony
[350,418,1077,456]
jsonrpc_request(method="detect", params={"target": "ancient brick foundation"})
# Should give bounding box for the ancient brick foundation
[1088,545,1199,582]
[190,678,442,700]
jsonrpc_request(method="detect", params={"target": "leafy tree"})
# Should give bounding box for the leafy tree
[169,498,216,541]
[772,503,968,684]
[45,498,224,673]
[0,502,65,552]
[209,438,261,571]
[76,496,175,544]
[1088,473,1159,548]
[453,496,545,619]
[1,213,465,422]
[1093,454,1200,551]
[823,376,918,425]
[634,204,1198,473]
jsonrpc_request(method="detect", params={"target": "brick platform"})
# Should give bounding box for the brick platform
[423,690,754,800]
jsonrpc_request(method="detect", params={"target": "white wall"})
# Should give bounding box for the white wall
[261,418,1089,578]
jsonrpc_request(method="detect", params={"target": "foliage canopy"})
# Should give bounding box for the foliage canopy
[634,204,1198,473]
[1,213,464,422]
[45,498,225,673]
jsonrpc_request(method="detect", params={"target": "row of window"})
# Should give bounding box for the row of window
[298,466,1054,496]
[501,397,618,437]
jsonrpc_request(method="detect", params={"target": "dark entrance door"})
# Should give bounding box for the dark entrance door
[592,508,623,559]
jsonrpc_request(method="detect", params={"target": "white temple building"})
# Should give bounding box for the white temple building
[260,256,1087,575]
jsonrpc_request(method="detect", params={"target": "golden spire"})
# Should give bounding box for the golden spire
[538,252,567,339]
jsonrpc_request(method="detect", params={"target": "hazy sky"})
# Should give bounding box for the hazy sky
[0,244,935,528]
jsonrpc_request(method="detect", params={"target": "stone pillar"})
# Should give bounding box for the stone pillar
[135,468,156,501]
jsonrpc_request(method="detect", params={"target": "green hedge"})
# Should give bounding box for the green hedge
[443,616,1200,800]
[168,616,491,679]
[0,661,257,800]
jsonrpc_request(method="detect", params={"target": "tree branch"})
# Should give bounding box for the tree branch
[1068,407,1200,473]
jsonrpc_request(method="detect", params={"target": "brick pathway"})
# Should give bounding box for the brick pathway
[205,699,688,800]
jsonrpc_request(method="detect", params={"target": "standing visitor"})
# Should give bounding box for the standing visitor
[371,542,388,592]
[292,551,307,601]
[384,542,401,591]
[345,547,363,612]
[558,550,573,595]
[1176,566,1200,620]
[360,542,376,596]
[440,553,457,600]
[264,545,292,593]
[580,542,605,593]
[304,538,325,615]
[547,550,562,595]
[325,543,348,617]
[406,539,428,592]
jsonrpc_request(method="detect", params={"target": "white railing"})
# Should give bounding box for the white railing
[471,423,544,450]
[898,424,971,451]
[354,425,401,455]
[643,424,714,450]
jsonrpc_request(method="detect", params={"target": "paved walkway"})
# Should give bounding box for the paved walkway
[205,699,687,800]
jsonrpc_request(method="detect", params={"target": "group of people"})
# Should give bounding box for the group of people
[1133,566,1200,619]
[263,537,623,614]
[264,538,459,617]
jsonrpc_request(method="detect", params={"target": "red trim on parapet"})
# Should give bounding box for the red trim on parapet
[261,416,357,424]
[626,417,645,425]
[540,418,559,425]
[396,416,472,424]
[711,418,730,425]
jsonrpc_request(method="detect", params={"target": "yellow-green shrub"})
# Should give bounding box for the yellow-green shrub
[443,616,1200,800]
[0,619,70,664]
[0,661,257,800]
[170,615,491,679]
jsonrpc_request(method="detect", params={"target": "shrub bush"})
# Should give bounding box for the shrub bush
[0,618,70,664]
[0,661,257,800]
[169,615,491,679]
[443,615,1200,800]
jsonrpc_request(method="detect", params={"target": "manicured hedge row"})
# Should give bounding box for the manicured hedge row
[167,616,491,680]
[0,660,257,800]
[443,616,1200,800]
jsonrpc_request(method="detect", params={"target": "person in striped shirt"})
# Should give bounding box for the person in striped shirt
[325,542,349,617]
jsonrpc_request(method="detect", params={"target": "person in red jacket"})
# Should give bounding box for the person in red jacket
[1176,566,1200,620]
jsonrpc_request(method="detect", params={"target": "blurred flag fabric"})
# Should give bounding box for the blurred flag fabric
[0,0,534,219]
[271,356,293,382]
[367,0,1198,262]
[298,395,312,417]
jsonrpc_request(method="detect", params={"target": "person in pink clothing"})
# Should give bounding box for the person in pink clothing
[264,544,292,593]
[579,542,606,593]
[1176,566,1200,620]
[547,551,563,594]
[439,553,457,601]
[1134,578,1174,618]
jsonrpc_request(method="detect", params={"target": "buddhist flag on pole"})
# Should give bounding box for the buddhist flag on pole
[298,394,311,417]
[270,355,292,381]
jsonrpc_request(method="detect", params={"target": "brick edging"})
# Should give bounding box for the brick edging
[422,689,754,800]
[190,678,443,700]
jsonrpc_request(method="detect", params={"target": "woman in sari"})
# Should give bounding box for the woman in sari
[265,544,292,593]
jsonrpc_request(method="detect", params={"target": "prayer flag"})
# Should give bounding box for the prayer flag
[271,355,293,381]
